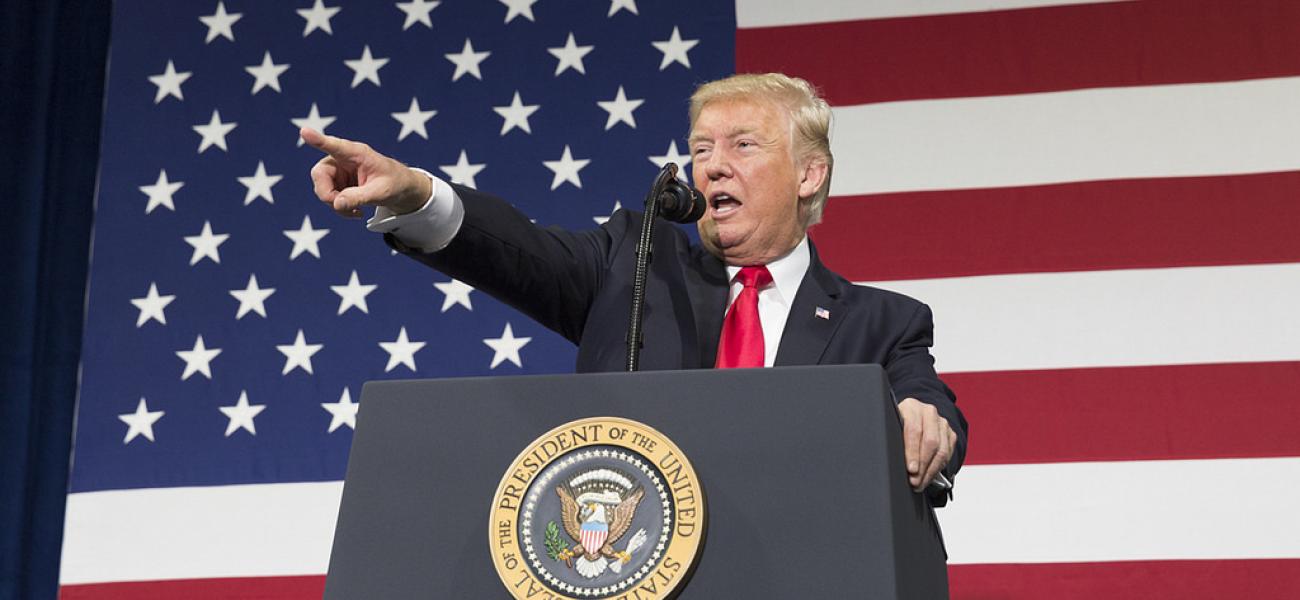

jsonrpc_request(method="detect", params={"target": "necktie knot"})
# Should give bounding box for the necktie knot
[737,265,772,290]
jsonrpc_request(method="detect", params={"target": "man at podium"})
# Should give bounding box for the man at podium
[301,72,967,503]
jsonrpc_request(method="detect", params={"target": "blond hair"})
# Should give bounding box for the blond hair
[689,73,834,226]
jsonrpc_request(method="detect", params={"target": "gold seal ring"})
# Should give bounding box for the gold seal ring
[489,417,705,599]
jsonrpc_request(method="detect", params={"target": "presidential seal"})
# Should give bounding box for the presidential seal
[490,417,705,600]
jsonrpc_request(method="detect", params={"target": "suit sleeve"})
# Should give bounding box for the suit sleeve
[398,185,626,344]
[886,302,969,495]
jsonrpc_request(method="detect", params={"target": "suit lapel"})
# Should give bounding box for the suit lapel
[687,248,730,368]
[775,243,847,366]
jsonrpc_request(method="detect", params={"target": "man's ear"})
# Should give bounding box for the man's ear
[797,157,829,200]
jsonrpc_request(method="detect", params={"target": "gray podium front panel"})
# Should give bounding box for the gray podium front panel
[324,365,947,599]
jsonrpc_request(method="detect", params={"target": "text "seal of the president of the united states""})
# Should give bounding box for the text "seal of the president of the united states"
[490,417,705,599]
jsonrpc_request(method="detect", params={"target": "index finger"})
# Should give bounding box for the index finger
[900,403,922,476]
[300,127,363,160]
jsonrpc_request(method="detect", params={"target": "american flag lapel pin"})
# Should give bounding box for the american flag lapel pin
[815,307,831,320]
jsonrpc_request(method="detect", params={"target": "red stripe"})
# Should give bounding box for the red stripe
[57,560,1300,599]
[946,361,1300,466]
[60,575,325,600]
[810,171,1300,282]
[950,559,1300,600]
[738,0,1300,105]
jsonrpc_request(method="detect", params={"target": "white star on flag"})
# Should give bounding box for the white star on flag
[297,0,340,36]
[199,1,242,43]
[283,215,329,259]
[130,282,176,327]
[493,91,539,135]
[484,323,531,369]
[139,169,183,213]
[652,26,698,70]
[648,140,691,177]
[192,109,237,153]
[433,278,475,312]
[445,38,490,81]
[439,150,486,188]
[608,0,638,16]
[548,32,594,76]
[543,145,591,190]
[148,60,191,103]
[176,335,222,380]
[184,220,229,265]
[396,0,440,30]
[322,388,359,433]
[229,274,275,319]
[391,97,437,141]
[291,103,336,147]
[219,391,266,437]
[593,200,623,225]
[331,270,378,315]
[499,0,538,23]
[277,329,324,375]
[118,398,164,444]
[244,51,290,94]
[379,327,426,372]
[345,45,389,88]
[237,161,283,205]
[597,86,644,130]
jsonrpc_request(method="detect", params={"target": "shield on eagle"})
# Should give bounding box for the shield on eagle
[580,520,609,555]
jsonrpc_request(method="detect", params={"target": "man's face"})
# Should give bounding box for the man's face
[689,98,817,266]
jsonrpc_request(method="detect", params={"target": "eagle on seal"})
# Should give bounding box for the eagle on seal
[557,484,645,578]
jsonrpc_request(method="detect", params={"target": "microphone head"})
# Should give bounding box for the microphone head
[659,181,706,223]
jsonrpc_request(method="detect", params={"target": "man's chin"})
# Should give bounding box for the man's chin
[698,223,748,261]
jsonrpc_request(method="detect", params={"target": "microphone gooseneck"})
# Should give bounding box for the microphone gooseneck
[625,163,702,371]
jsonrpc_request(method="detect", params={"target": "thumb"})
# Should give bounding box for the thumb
[333,178,391,213]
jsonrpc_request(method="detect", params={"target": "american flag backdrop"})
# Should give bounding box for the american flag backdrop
[60,0,1300,598]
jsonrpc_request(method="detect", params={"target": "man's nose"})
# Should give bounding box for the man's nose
[702,150,732,180]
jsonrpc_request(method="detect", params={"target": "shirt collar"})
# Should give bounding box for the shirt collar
[724,236,810,302]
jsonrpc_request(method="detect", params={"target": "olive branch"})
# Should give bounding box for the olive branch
[544,521,571,564]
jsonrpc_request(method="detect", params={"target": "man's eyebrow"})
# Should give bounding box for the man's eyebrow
[688,126,758,144]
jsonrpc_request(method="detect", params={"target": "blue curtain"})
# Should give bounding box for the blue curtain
[0,0,110,598]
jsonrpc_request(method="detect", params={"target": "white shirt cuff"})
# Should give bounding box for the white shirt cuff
[365,168,464,253]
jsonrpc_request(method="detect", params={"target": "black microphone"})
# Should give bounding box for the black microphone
[654,164,706,224]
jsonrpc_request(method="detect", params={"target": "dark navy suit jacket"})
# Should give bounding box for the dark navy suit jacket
[398,185,968,500]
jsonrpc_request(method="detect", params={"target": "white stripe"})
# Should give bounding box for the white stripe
[59,458,1300,583]
[59,481,342,585]
[858,262,1300,374]
[735,0,1131,28]
[939,457,1300,564]
[829,77,1300,196]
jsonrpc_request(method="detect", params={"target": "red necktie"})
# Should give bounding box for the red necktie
[715,265,772,369]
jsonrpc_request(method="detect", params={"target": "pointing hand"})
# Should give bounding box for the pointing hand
[301,127,431,218]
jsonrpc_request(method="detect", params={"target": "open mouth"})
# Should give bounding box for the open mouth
[710,193,741,217]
